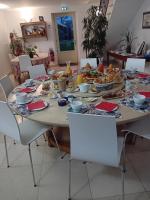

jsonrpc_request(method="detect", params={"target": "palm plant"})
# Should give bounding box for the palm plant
[82,5,108,58]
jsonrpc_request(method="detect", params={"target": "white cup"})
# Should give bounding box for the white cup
[79,83,90,93]
[70,101,83,112]
[16,92,27,104]
[133,94,145,105]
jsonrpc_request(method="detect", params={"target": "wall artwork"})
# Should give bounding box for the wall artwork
[142,12,150,28]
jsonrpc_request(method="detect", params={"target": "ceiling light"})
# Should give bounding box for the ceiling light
[0,4,9,9]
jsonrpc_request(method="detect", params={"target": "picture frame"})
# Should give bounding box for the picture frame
[142,12,150,28]
[39,16,44,21]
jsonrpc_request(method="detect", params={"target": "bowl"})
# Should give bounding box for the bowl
[70,101,83,112]
[133,94,145,105]
[94,82,114,92]
[79,83,90,93]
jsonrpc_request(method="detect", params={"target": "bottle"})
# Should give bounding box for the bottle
[76,74,83,85]
[66,61,72,76]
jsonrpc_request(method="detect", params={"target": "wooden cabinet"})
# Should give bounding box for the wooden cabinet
[20,21,48,40]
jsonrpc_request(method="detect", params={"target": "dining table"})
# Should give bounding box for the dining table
[10,53,50,82]
[7,72,150,152]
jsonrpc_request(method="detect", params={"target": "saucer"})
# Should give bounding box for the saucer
[16,97,33,105]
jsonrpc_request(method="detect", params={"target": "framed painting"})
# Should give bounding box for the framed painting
[142,12,150,28]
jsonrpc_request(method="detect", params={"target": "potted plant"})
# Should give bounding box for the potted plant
[26,46,38,58]
[82,6,108,60]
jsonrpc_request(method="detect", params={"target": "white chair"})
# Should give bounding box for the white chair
[19,55,32,72]
[125,58,145,72]
[80,58,97,69]
[68,113,126,200]
[122,115,150,140]
[28,64,46,79]
[0,74,14,99]
[0,101,53,186]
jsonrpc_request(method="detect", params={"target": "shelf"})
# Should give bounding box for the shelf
[20,21,48,40]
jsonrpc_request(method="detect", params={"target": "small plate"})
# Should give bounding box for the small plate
[16,97,33,105]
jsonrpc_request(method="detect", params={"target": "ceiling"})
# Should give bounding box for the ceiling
[0,0,99,9]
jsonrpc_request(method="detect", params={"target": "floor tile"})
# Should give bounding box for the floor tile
[128,151,150,191]
[87,161,144,199]
[96,192,150,200]
[0,165,41,200]
[1,143,44,167]
[38,159,91,200]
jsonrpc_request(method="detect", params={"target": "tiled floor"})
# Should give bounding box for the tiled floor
[0,135,150,200]
[0,64,150,199]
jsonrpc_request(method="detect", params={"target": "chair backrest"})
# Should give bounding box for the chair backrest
[19,55,32,72]
[0,74,14,99]
[80,58,97,69]
[125,58,145,72]
[29,64,46,79]
[68,113,119,167]
[0,101,21,141]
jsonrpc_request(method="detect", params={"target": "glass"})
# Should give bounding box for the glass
[56,16,75,51]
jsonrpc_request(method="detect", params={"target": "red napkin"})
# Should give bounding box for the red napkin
[136,73,150,79]
[27,100,46,111]
[35,75,49,81]
[95,101,118,112]
[139,92,150,98]
[19,87,34,93]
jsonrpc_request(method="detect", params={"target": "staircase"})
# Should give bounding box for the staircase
[106,0,144,49]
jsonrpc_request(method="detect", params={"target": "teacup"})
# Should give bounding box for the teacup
[70,101,83,112]
[79,83,90,93]
[16,92,27,104]
[133,94,145,105]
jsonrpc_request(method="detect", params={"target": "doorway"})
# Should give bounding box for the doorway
[52,12,78,65]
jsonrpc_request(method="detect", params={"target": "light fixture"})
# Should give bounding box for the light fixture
[0,3,9,9]
[61,6,67,11]
[19,7,33,22]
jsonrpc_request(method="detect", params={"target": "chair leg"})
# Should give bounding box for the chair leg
[121,142,126,200]
[68,158,71,200]
[61,152,67,159]
[51,128,61,153]
[43,133,47,142]
[4,135,10,168]
[28,144,37,187]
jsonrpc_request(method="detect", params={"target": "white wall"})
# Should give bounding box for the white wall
[4,4,96,64]
[0,11,11,77]
[129,0,150,53]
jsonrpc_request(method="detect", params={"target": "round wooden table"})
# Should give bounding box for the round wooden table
[8,81,150,152]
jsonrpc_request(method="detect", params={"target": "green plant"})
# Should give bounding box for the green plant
[26,46,37,58]
[82,5,108,58]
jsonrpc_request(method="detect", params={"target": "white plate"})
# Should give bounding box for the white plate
[28,101,48,111]
[16,97,33,105]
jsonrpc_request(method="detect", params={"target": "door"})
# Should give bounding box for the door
[53,12,78,65]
